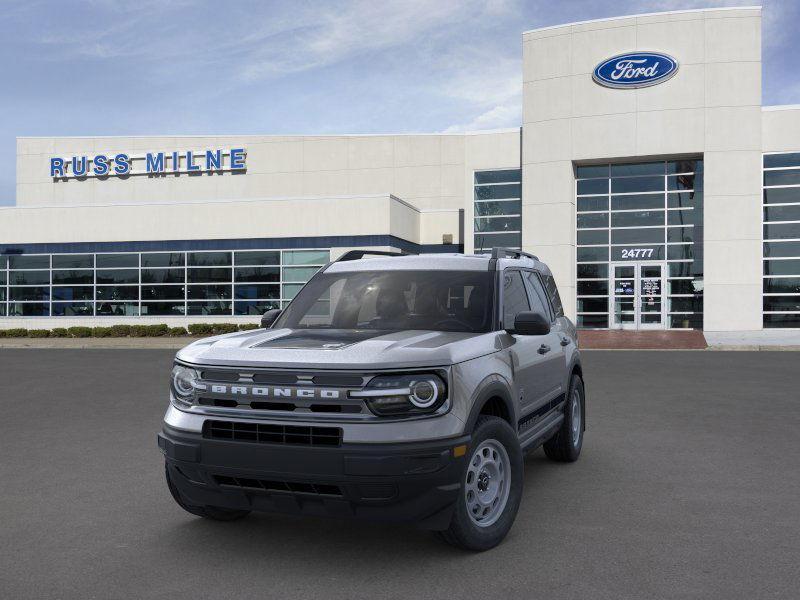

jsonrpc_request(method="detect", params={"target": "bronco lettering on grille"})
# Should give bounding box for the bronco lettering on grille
[208,385,341,400]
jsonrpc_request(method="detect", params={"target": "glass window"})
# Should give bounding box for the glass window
[187,267,231,283]
[611,176,663,194]
[53,286,94,301]
[577,264,608,279]
[502,271,530,327]
[611,162,664,177]
[667,174,700,191]
[669,297,702,312]
[10,287,50,301]
[669,314,703,329]
[577,197,608,212]
[52,270,93,284]
[521,272,550,318]
[763,297,800,312]
[96,269,138,284]
[577,298,608,312]
[234,284,280,299]
[96,286,138,301]
[475,170,520,184]
[576,165,608,178]
[474,184,521,200]
[474,232,521,251]
[0,273,5,286]
[611,210,665,228]
[234,251,279,266]
[141,253,185,268]
[9,255,49,269]
[475,200,521,217]
[0,255,6,269]
[577,213,608,229]
[764,260,800,276]
[764,170,800,187]
[282,250,329,266]
[667,245,694,261]
[96,254,137,268]
[611,246,665,261]
[52,254,93,269]
[141,285,185,300]
[541,274,564,318]
[187,301,232,315]
[577,230,608,245]
[763,188,800,204]
[234,266,280,282]
[763,241,800,258]
[668,192,702,209]
[187,285,232,300]
[611,228,664,245]
[764,153,800,168]
[141,268,185,284]
[576,179,608,195]
[8,302,49,316]
[96,302,138,316]
[577,246,609,262]
[667,227,694,243]
[667,209,698,226]
[282,283,305,300]
[764,278,800,294]
[764,223,800,240]
[577,281,608,296]
[764,314,800,328]
[667,160,702,174]
[235,300,280,315]
[9,271,50,285]
[611,194,664,211]
[668,262,695,277]
[188,252,232,266]
[52,302,93,316]
[282,266,321,283]
[474,217,521,232]
[668,279,701,295]
[764,205,800,222]
[577,314,608,328]
[140,302,185,316]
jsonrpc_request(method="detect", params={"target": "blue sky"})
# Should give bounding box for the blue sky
[1,0,798,206]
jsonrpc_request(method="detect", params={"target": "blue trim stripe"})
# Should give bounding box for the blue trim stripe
[0,235,462,255]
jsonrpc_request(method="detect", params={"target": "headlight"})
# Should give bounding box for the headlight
[171,364,200,405]
[351,373,447,417]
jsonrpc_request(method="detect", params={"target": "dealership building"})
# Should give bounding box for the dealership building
[2,6,799,334]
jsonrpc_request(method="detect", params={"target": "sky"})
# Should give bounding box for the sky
[1,0,798,206]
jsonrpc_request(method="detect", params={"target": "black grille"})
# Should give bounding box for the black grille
[213,475,343,497]
[203,420,342,447]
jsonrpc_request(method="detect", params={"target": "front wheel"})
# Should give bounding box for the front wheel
[437,416,523,551]
[543,374,585,462]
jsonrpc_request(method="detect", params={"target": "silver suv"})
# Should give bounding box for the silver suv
[158,248,585,551]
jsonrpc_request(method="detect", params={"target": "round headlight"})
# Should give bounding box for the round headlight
[171,365,198,399]
[409,379,439,408]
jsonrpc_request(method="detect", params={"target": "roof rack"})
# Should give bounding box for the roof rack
[335,250,410,262]
[490,247,539,261]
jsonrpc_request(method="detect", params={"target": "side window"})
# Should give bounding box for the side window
[543,274,564,318]
[502,271,530,328]
[522,271,551,320]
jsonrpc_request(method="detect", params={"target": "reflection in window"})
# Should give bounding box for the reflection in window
[474,169,521,253]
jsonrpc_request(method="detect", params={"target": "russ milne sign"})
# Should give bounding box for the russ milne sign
[593,52,678,89]
[50,148,246,179]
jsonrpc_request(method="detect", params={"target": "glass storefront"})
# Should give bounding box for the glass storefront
[0,248,329,317]
[474,169,522,253]
[763,152,800,328]
[575,159,704,329]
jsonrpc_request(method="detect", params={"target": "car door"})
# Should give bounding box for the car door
[522,270,567,407]
[501,269,557,417]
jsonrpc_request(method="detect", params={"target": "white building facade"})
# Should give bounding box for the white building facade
[2,6,799,332]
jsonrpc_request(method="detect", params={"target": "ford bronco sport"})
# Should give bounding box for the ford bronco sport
[158,248,585,551]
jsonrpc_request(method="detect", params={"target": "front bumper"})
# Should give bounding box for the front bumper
[158,424,470,530]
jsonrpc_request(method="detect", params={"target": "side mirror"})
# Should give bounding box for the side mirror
[260,308,282,329]
[508,311,551,336]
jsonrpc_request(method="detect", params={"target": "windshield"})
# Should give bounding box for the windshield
[274,270,495,333]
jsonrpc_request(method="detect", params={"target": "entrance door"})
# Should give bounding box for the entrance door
[610,262,666,330]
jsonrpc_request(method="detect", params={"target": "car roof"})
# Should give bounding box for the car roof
[324,253,550,274]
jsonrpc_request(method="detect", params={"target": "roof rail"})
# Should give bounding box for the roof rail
[335,249,409,262]
[490,247,539,261]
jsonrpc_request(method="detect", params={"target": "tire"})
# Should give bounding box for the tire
[543,374,585,462]
[437,416,523,551]
[165,463,251,521]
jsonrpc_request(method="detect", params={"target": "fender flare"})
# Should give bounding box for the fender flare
[463,377,517,433]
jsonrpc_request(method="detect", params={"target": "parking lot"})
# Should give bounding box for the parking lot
[1,349,798,599]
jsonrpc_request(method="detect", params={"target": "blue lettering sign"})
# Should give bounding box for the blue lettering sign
[171,151,180,172]
[593,52,678,89]
[206,149,221,170]
[72,156,88,177]
[50,158,65,177]
[186,150,200,172]
[146,152,165,173]
[230,148,246,170]
[113,153,130,175]
[93,154,109,176]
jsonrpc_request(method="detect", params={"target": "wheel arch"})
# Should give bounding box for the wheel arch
[464,379,516,433]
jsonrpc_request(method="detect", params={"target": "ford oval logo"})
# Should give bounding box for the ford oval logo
[593,52,679,89]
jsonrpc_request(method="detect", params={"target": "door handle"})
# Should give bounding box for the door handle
[560,337,570,347]
[538,344,551,354]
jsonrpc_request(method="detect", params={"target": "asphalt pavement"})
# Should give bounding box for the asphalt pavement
[1,349,798,599]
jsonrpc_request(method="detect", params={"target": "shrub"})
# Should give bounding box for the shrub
[109,324,132,337]
[188,323,213,336]
[91,327,113,338]
[67,326,92,338]
[238,324,259,331]
[146,324,169,337]
[28,329,51,338]
[0,330,6,338]
[129,325,149,337]
[50,328,69,338]
[211,323,239,335]
[4,328,29,338]
[167,326,188,337]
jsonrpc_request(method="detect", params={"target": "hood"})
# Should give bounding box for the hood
[175,328,502,370]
